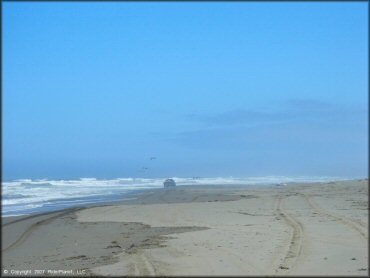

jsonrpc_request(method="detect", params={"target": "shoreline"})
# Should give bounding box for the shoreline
[2,179,368,276]
[1,181,299,219]
[3,176,358,217]
[1,187,154,219]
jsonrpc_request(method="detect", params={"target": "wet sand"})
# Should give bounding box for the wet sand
[2,179,368,276]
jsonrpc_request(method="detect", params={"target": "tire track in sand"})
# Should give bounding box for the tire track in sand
[3,208,83,252]
[303,194,367,240]
[128,251,157,276]
[274,195,304,274]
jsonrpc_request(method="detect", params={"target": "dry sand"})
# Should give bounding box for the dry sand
[2,179,368,276]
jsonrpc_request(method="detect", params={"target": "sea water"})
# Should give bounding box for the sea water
[2,176,350,217]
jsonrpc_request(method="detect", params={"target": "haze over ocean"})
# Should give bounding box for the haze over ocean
[3,2,368,180]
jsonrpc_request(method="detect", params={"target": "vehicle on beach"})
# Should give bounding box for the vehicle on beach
[275,183,287,186]
[163,178,176,188]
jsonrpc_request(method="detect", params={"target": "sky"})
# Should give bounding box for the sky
[3,2,368,180]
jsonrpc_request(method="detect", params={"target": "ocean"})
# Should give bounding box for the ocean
[2,176,350,217]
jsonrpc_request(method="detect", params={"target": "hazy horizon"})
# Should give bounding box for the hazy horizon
[3,175,365,183]
[3,2,368,180]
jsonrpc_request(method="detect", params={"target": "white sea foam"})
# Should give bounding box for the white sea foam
[2,176,352,216]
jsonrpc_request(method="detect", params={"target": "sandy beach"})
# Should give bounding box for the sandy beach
[2,179,368,276]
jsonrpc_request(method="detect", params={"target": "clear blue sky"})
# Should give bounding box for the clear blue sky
[3,2,368,180]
